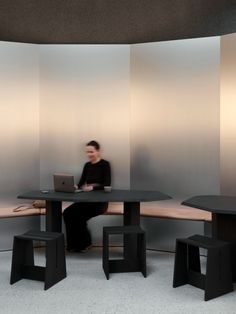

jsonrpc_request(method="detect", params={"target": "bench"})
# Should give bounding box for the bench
[0,199,212,222]
[0,200,211,252]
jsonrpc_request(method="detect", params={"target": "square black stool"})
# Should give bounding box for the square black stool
[10,230,66,290]
[103,225,146,280]
[173,234,233,301]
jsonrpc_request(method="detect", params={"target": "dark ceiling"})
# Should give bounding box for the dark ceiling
[0,0,236,44]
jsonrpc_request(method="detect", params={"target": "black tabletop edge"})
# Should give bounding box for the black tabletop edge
[17,189,172,203]
[182,195,236,214]
[181,195,216,211]
[181,200,209,212]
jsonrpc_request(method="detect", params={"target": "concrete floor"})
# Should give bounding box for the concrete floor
[0,247,235,314]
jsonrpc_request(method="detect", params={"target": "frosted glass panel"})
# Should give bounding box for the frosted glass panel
[0,42,39,200]
[39,45,130,189]
[130,37,220,198]
[220,33,236,195]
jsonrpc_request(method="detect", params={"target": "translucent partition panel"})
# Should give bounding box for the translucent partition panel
[0,42,39,200]
[39,45,130,189]
[130,37,221,198]
[220,33,236,195]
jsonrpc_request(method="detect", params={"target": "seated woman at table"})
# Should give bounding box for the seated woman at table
[63,140,111,252]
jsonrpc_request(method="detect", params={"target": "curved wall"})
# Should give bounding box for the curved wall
[0,34,236,250]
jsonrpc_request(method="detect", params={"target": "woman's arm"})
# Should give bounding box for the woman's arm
[78,163,88,188]
[103,161,111,186]
[93,161,111,190]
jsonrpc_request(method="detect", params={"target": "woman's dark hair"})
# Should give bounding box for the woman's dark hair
[86,140,100,150]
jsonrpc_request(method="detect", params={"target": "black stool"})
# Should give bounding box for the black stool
[173,234,233,301]
[10,230,66,290]
[103,225,146,279]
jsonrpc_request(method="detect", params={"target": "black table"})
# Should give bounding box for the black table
[182,195,236,281]
[18,189,171,264]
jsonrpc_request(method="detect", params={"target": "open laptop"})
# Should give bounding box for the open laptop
[53,174,82,193]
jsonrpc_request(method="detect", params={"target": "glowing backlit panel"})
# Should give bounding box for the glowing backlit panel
[39,45,130,189]
[220,33,236,195]
[0,42,39,199]
[130,37,221,198]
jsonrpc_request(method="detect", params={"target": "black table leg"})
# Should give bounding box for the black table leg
[212,213,236,282]
[46,201,62,232]
[123,202,140,261]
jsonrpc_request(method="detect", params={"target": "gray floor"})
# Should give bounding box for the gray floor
[0,248,235,314]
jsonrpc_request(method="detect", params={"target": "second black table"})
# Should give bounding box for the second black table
[182,195,236,281]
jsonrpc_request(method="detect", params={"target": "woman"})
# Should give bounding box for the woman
[63,140,111,252]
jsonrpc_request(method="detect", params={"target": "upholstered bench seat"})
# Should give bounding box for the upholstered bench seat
[0,199,212,222]
[105,200,212,222]
[0,206,41,218]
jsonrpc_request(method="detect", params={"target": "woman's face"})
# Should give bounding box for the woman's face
[86,145,100,163]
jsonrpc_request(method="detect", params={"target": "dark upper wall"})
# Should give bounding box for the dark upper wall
[0,0,236,44]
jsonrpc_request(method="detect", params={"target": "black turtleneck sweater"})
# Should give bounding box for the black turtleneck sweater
[78,159,111,190]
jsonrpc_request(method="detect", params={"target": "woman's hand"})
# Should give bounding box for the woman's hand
[82,184,93,192]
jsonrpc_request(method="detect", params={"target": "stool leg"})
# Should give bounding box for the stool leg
[45,240,57,290]
[188,245,201,273]
[103,230,109,280]
[173,240,188,287]
[219,245,234,296]
[10,238,22,284]
[10,238,34,285]
[56,235,67,280]
[45,238,67,290]
[205,246,233,301]
[138,233,146,278]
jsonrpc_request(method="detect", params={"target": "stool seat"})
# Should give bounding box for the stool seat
[103,225,146,280]
[16,230,63,241]
[173,234,233,301]
[178,234,231,249]
[10,230,66,290]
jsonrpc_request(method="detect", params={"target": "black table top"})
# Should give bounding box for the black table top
[182,195,236,215]
[18,189,171,203]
